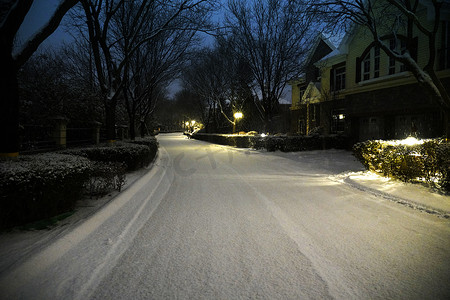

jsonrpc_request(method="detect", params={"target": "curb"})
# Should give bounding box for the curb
[342,176,450,219]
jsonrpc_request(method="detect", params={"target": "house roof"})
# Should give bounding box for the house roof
[304,32,336,66]
[289,33,336,84]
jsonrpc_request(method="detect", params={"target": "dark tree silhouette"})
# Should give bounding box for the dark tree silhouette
[0,0,79,157]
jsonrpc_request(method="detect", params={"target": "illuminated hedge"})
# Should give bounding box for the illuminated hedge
[353,138,449,190]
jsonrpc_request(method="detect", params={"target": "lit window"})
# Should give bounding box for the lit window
[331,111,345,133]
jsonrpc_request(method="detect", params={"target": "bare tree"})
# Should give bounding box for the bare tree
[308,0,450,136]
[19,45,104,125]
[183,37,254,132]
[0,0,79,156]
[117,2,201,139]
[76,0,215,142]
[226,0,315,132]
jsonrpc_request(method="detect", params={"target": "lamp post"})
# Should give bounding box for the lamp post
[233,112,243,134]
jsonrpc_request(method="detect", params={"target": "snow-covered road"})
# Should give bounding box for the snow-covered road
[1,133,450,299]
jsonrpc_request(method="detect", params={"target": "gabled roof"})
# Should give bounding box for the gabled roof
[304,32,336,66]
[289,33,336,84]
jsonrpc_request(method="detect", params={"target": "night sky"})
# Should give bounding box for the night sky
[17,0,73,50]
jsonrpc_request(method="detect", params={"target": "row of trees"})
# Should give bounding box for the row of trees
[1,0,448,155]
[1,0,217,155]
[179,0,316,133]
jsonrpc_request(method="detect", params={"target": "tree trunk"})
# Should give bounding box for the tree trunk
[129,115,136,140]
[105,101,117,143]
[0,52,20,157]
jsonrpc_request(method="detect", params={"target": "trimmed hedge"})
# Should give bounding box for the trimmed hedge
[191,133,349,152]
[0,154,92,229]
[1,138,159,229]
[61,138,158,171]
[129,137,158,163]
[353,138,450,191]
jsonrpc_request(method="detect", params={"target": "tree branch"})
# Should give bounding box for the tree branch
[13,0,79,68]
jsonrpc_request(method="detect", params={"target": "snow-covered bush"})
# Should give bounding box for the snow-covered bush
[437,143,450,190]
[353,138,449,191]
[61,141,156,171]
[85,161,127,197]
[192,133,348,151]
[0,153,92,229]
[128,137,158,161]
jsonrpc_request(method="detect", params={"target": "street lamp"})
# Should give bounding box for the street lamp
[233,112,243,134]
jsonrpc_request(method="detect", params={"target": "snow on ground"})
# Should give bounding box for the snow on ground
[0,133,449,299]
[337,171,450,218]
[0,164,152,275]
[235,146,450,217]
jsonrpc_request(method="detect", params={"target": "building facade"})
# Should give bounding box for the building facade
[289,1,450,142]
[289,34,335,135]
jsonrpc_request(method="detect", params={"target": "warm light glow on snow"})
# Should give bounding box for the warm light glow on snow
[261,133,267,137]
[382,136,425,146]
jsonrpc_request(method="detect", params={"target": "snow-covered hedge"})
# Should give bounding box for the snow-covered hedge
[0,138,159,229]
[61,139,158,171]
[353,138,450,191]
[0,153,92,229]
[191,133,348,151]
[253,135,348,152]
[128,137,158,160]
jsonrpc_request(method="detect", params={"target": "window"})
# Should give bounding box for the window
[374,46,380,78]
[333,66,346,91]
[400,39,407,72]
[298,85,305,104]
[389,39,396,74]
[362,52,371,80]
[331,111,345,133]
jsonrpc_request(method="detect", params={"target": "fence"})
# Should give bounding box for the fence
[20,120,128,154]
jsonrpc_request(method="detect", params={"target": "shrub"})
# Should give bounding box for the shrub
[191,133,349,152]
[84,161,127,197]
[61,141,155,171]
[0,154,92,229]
[437,143,450,190]
[128,137,158,162]
[352,138,449,191]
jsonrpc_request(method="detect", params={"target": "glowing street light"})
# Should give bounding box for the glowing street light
[233,112,243,133]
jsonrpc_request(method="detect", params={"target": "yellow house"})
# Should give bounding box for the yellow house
[312,1,450,141]
[289,34,335,134]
